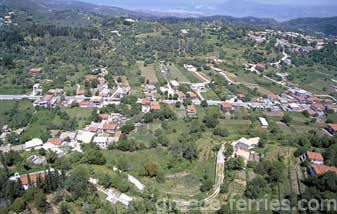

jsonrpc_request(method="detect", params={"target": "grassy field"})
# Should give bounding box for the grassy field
[0,99,34,128]
[137,61,158,84]
[165,64,190,82]
[200,88,220,100]
[63,107,92,129]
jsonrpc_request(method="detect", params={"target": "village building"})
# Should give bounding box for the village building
[9,169,56,190]
[326,104,337,113]
[186,104,197,117]
[140,98,151,113]
[310,103,325,117]
[59,131,77,142]
[300,151,324,165]
[267,93,279,102]
[30,68,42,76]
[178,91,186,100]
[46,138,63,147]
[220,102,234,113]
[150,101,160,112]
[258,117,269,128]
[76,131,96,143]
[255,63,266,71]
[169,80,180,90]
[308,164,337,175]
[33,95,58,108]
[326,123,337,136]
[187,92,198,101]
[25,138,43,151]
[232,137,260,151]
[26,155,46,165]
[306,109,317,117]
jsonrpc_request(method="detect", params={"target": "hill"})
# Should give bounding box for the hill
[283,16,337,36]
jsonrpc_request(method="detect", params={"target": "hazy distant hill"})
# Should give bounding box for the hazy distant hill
[283,17,337,36]
[2,0,337,36]
[0,0,148,17]
[209,0,337,21]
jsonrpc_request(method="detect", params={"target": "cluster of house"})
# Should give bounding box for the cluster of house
[9,168,57,190]
[208,55,224,64]
[0,125,25,143]
[300,151,337,175]
[0,11,16,26]
[231,137,261,165]
[247,30,328,53]
[21,113,125,159]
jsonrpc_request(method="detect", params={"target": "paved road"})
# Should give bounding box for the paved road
[0,95,42,100]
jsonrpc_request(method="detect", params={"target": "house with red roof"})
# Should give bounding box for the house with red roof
[326,123,337,136]
[326,104,337,113]
[300,151,324,165]
[30,68,42,76]
[178,91,186,100]
[186,104,197,117]
[306,109,317,117]
[220,102,234,113]
[150,101,160,112]
[99,114,110,120]
[309,164,337,175]
[101,123,117,134]
[47,138,63,147]
[9,168,56,190]
[255,63,266,71]
[267,93,279,102]
[187,92,198,101]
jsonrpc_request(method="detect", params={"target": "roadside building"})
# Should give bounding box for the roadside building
[300,151,324,165]
[326,123,337,136]
[220,102,234,113]
[25,138,43,151]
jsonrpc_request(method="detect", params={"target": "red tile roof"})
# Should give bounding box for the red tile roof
[151,101,160,110]
[312,103,324,110]
[47,138,62,145]
[307,109,316,116]
[114,131,122,139]
[269,93,278,100]
[77,89,85,95]
[178,91,186,98]
[30,68,42,73]
[188,92,197,98]
[102,124,117,130]
[328,123,337,132]
[221,102,233,109]
[99,114,110,120]
[141,98,151,105]
[307,96,320,103]
[307,151,324,161]
[88,127,98,132]
[312,164,337,175]
[20,172,47,185]
[186,104,196,112]
[79,101,89,107]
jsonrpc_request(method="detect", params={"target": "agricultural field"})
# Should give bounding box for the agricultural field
[136,61,158,85]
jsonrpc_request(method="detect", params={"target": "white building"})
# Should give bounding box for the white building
[25,138,43,151]
[231,137,260,151]
[258,117,269,128]
[76,131,96,143]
